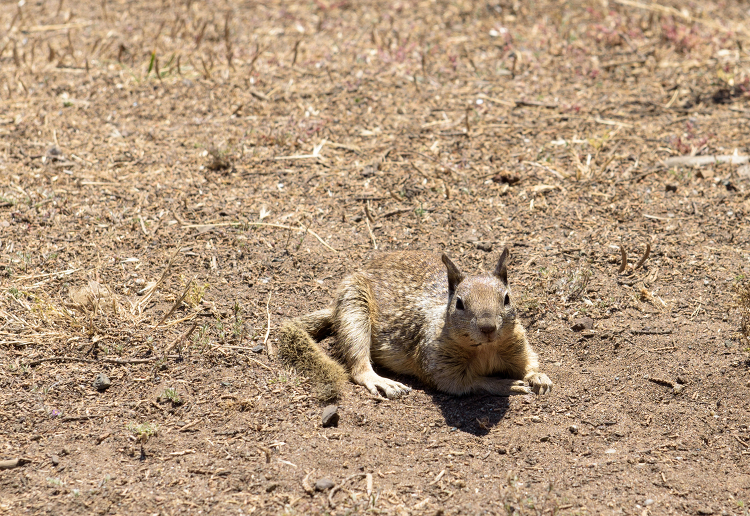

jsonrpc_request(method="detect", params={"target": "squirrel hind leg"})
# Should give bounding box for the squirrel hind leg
[278,319,347,402]
[331,276,411,399]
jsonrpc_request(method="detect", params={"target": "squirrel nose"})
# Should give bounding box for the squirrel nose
[478,318,496,336]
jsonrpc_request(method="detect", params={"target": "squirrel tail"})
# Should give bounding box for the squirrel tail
[278,308,348,402]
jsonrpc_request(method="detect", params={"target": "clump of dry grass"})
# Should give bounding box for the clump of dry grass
[68,280,119,315]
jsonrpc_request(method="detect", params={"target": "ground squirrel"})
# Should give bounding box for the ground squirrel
[279,249,552,400]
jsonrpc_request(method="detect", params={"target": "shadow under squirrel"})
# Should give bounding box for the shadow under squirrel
[279,249,553,401]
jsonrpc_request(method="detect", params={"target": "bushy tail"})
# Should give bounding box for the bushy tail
[278,309,348,402]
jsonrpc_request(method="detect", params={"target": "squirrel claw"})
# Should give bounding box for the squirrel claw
[510,384,532,394]
[525,372,553,395]
[354,372,411,399]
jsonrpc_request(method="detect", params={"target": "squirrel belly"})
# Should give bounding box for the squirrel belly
[278,250,553,400]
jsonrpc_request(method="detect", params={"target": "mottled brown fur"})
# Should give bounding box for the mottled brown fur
[278,249,552,399]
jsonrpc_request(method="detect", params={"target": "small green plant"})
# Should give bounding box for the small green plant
[162,388,183,406]
[192,324,210,349]
[127,422,158,441]
[215,318,226,342]
[47,477,63,487]
[8,287,20,298]
[185,281,209,308]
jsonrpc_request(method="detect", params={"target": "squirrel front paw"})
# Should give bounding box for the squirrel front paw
[524,372,553,395]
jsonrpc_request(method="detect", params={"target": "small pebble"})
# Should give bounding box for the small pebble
[571,317,594,332]
[322,405,339,428]
[530,415,541,423]
[315,478,335,491]
[50,455,60,466]
[251,344,264,353]
[475,241,493,252]
[497,447,508,454]
[540,436,549,442]
[644,499,654,506]
[93,373,111,392]
[569,425,579,434]
[673,384,684,395]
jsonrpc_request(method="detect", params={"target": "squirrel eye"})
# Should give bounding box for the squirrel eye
[504,293,510,305]
[455,296,465,310]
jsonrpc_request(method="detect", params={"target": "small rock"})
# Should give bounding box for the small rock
[314,478,335,491]
[696,506,714,515]
[93,373,111,392]
[492,172,520,185]
[665,184,677,193]
[672,384,684,394]
[676,376,688,385]
[251,344,264,353]
[50,455,60,466]
[530,415,541,423]
[569,425,579,434]
[497,447,508,454]
[571,317,594,332]
[644,499,654,506]
[322,405,339,428]
[475,241,493,252]
[539,436,549,442]
[581,329,595,339]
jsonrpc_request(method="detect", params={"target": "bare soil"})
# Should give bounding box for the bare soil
[2,0,750,514]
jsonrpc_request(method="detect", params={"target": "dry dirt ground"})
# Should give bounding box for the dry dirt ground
[2,0,750,514]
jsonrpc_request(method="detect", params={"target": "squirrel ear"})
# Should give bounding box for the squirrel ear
[441,253,465,295]
[494,247,509,284]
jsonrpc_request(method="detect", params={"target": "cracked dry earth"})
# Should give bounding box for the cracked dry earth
[1,0,750,514]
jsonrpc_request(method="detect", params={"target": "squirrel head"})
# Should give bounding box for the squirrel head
[441,248,516,347]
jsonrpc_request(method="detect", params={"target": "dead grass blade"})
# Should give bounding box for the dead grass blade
[263,291,273,356]
[151,278,194,330]
[618,247,628,273]
[163,321,198,355]
[634,243,651,271]
[136,243,182,314]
